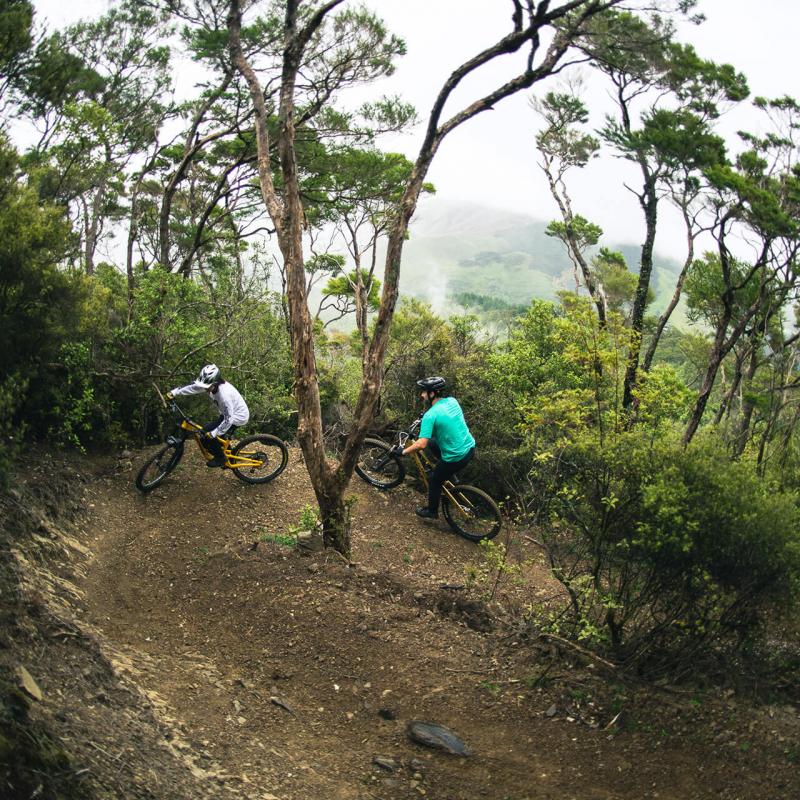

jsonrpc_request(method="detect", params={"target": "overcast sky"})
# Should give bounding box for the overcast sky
[371,0,800,252]
[30,0,800,256]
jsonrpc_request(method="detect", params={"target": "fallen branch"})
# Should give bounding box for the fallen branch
[537,632,618,671]
[270,695,297,717]
[523,535,546,549]
[326,549,357,567]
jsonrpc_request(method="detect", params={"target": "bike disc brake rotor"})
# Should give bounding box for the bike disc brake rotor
[246,450,267,468]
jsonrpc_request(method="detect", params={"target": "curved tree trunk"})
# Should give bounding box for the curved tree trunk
[228,0,616,556]
[622,174,657,410]
[541,159,608,326]
[730,345,760,456]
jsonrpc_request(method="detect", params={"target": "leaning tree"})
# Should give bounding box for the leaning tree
[227,0,696,556]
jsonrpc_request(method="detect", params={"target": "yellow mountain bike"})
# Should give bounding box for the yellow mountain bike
[355,417,502,542]
[135,402,288,493]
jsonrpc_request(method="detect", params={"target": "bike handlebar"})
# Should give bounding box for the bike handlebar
[398,417,422,447]
[169,401,202,430]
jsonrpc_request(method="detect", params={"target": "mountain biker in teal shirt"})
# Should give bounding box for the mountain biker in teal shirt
[393,376,475,520]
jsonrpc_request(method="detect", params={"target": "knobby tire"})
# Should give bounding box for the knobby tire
[441,484,501,542]
[135,443,183,493]
[231,434,289,484]
[355,438,405,489]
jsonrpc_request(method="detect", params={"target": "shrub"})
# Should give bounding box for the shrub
[515,296,800,674]
[535,430,800,673]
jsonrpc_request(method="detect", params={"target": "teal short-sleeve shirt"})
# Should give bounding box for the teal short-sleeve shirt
[419,397,475,462]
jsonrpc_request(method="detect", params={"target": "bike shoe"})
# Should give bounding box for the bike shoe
[206,456,225,468]
[415,506,438,520]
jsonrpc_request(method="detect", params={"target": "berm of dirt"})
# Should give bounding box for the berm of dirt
[1,447,798,799]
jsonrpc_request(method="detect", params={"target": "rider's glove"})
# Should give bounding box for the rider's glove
[390,445,405,458]
[166,391,174,401]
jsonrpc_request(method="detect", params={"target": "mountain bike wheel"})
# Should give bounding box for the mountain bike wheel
[441,484,501,542]
[231,434,289,485]
[135,443,183,493]
[355,438,405,489]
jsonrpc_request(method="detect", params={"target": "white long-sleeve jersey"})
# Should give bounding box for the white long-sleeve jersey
[170,380,250,438]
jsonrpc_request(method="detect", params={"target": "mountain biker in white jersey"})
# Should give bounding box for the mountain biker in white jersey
[166,364,250,468]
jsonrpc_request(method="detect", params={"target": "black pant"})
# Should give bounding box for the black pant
[427,447,475,513]
[201,416,236,458]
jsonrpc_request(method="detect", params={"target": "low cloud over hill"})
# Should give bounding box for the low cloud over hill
[400,200,683,318]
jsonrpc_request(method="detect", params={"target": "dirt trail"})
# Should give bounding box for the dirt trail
[74,447,798,800]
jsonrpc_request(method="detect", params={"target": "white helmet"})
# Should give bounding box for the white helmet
[197,363,221,388]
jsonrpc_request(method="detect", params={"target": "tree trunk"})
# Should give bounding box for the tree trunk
[641,201,696,372]
[777,401,800,489]
[714,346,745,426]
[317,487,352,553]
[126,172,147,312]
[542,157,607,326]
[228,0,605,555]
[683,294,768,445]
[730,345,759,456]
[126,198,138,310]
[756,404,779,473]
[159,73,235,269]
[622,175,657,409]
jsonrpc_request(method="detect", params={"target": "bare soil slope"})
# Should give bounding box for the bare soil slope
[5,448,799,799]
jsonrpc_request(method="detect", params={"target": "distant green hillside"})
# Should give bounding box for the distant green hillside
[399,200,686,323]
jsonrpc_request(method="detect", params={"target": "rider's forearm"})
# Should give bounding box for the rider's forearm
[402,437,429,456]
[171,382,206,397]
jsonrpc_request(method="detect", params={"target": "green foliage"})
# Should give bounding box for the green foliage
[0,135,86,444]
[454,292,527,316]
[5,13,103,118]
[306,253,345,275]
[298,504,320,530]
[323,268,381,311]
[261,504,320,548]
[0,151,294,452]
[0,0,33,94]
[473,539,523,600]
[591,248,642,316]
[533,427,800,669]
[513,298,800,670]
[258,530,298,548]
[535,91,599,168]
[317,336,363,420]
[664,42,749,112]
[684,251,762,328]
[47,342,95,449]
[307,148,420,224]
[478,680,502,696]
[545,215,602,251]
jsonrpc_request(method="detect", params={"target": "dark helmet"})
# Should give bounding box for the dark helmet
[416,376,446,392]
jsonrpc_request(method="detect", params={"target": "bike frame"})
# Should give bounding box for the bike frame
[397,419,465,505]
[355,417,501,540]
[170,404,262,470]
